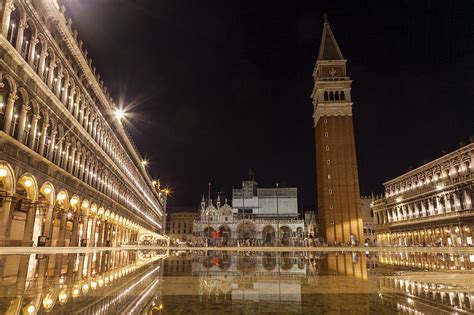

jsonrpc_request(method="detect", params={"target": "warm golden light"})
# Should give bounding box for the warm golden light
[44,186,52,194]
[57,192,66,201]
[24,179,33,187]
[0,167,7,177]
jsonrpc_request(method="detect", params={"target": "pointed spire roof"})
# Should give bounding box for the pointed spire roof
[318,14,344,61]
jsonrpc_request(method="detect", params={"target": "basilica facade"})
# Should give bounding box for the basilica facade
[0,0,165,246]
[193,180,305,246]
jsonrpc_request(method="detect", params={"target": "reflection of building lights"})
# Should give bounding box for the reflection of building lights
[58,291,68,304]
[72,288,80,298]
[43,298,53,309]
[82,283,89,293]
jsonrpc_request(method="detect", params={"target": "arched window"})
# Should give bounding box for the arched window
[324,91,328,101]
[335,91,340,101]
[7,6,19,46]
[340,91,345,100]
[21,21,33,59]
[329,91,334,101]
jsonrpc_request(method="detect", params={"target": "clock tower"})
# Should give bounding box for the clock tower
[311,15,364,245]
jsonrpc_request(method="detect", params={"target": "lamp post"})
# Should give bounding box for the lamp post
[276,183,279,247]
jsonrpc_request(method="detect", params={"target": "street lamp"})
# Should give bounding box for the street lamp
[115,109,125,121]
[276,183,279,246]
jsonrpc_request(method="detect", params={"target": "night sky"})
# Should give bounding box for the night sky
[64,0,474,210]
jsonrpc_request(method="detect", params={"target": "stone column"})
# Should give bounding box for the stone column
[0,193,14,246]
[56,211,67,247]
[88,217,97,247]
[3,93,18,135]
[43,204,54,246]
[1,0,15,38]
[61,142,70,170]
[67,89,75,112]
[463,190,472,209]
[21,202,37,246]
[16,103,30,143]
[15,20,27,52]
[38,51,48,80]
[68,147,77,173]
[61,81,69,104]
[46,129,57,161]
[54,140,63,166]
[27,113,40,149]
[97,220,104,247]
[47,62,56,89]
[70,212,80,246]
[444,194,452,212]
[55,73,63,97]
[80,215,88,246]
[27,37,38,66]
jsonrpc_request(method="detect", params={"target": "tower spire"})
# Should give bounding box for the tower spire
[317,14,344,61]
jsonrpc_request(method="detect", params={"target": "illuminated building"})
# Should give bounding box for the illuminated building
[194,179,304,246]
[0,0,165,246]
[311,15,364,245]
[166,210,199,243]
[373,142,474,246]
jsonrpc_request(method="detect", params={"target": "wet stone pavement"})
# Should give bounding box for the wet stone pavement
[0,249,473,314]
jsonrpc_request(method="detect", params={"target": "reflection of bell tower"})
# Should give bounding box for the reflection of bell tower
[311,15,363,244]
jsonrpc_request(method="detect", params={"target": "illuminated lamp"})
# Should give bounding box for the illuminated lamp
[24,179,33,187]
[43,186,52,194]
[0,167,7,177]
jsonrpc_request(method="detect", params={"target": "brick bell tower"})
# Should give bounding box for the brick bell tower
[311,15,364,245]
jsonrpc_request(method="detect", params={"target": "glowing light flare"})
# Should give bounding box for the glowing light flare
[0,167,7,177]
[115,108,126,120]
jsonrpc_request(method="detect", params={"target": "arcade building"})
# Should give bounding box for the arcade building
[373,142,474,247]
[0,0,165,247]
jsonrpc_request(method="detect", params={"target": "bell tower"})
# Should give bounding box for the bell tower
[311,15,364,245]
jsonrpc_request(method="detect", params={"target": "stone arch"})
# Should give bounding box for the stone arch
[39,181,55,205]
[70,195,80,212]
[55,189,69,210]
[17,173,38,202]
[280,226,292,246]
[98,206,105,219]
[80,199,90,216]
[90,203,98,217]
[0,161,16,194]
[236,220,256,240]
[6,1,21,46]
[262,225,276,245]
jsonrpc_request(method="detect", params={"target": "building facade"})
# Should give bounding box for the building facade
[311,16,364,245]
[0,0,165,247]
[166,211,199,243]
[194,180,304,246]
[360,195,376,245]
[373,142,474,246]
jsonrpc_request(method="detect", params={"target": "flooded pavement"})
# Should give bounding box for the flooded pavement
[0,249,473,314]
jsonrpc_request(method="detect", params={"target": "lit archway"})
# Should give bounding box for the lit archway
[12,173,38,243]
[0,161,15,244]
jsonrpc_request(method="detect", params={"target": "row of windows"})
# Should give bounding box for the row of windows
[323,91,345,101]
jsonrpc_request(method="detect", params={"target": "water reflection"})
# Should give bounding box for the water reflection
[163,250,474,314]
[0,250,167,314]
[1,250,473,313]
